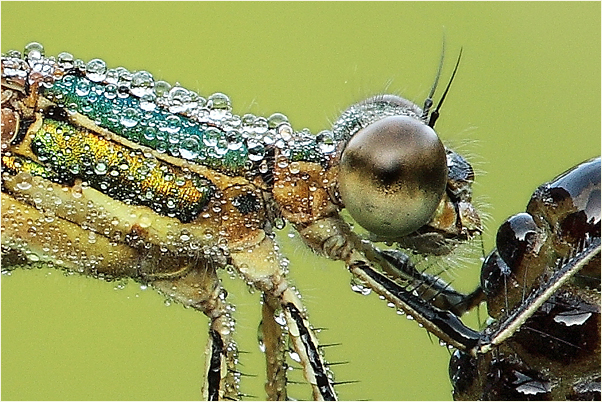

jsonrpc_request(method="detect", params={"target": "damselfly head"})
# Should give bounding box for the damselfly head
[335,48,470,246]
[338,106,447,238]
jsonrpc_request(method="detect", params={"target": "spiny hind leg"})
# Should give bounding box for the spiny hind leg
[280,290,337,401]
[150,262,239,401]
[230,234,337,401]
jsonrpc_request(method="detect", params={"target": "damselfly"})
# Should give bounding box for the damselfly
[1,41,481,400]
[2,42,599,400]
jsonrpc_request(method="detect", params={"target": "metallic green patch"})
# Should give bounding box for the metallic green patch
[30,119,215,223]
[42,75,250,176]
[2,155,62,182]
[41,74,333,173]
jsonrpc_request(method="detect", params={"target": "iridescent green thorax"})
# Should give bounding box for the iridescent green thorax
[43,74,251,175]
[41,72,335,176]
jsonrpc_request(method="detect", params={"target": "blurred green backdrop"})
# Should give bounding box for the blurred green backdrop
[1,2,600,401]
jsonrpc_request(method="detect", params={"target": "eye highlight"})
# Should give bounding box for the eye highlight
[338,115,447,238]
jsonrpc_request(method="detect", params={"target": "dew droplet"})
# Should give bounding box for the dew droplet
[75,78,91,96]
[259,160,269,173]
[274,217,286,230]
[94,161,108,175]
[167,86,192,114]
[103,83,118,100]
[105,68,120,85]
[208,92,231,110]
[116,69,133,90]
[316,130,336,154]
[276,156,288,169]
[253,117,269,134]
[226,130,243,150]
[350,282,372,296]
[120,107,140,128]
[138,214,152,229]
[161,114,181,135]
[57,52,74,67]
[153,80,171,97]
[143,126,158,141]
[130,70,154,97]
[27,252,41,262]
[139,93,157,111]
[24,42,44,61]
[241,114,256,131]
[262,132,275,145]
[179,136,201,159]
[274,313,287,326]
[267,112,289,129]
[278,123,294,141]
[288,351,301,363]
[203,127,220,147]
[16,180,32,190]
[214,136,229,155]
[85,59,107,82]
[247,140,265,161]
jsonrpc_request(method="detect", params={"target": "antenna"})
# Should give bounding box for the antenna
[421,39,446,121]
[428,47,463,128]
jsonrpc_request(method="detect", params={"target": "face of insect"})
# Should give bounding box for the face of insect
[334,94,482,255]
[338,113,448,238]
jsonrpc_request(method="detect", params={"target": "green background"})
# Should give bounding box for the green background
[2,2,600,401]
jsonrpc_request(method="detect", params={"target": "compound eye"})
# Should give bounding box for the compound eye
[338,115,447,238]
